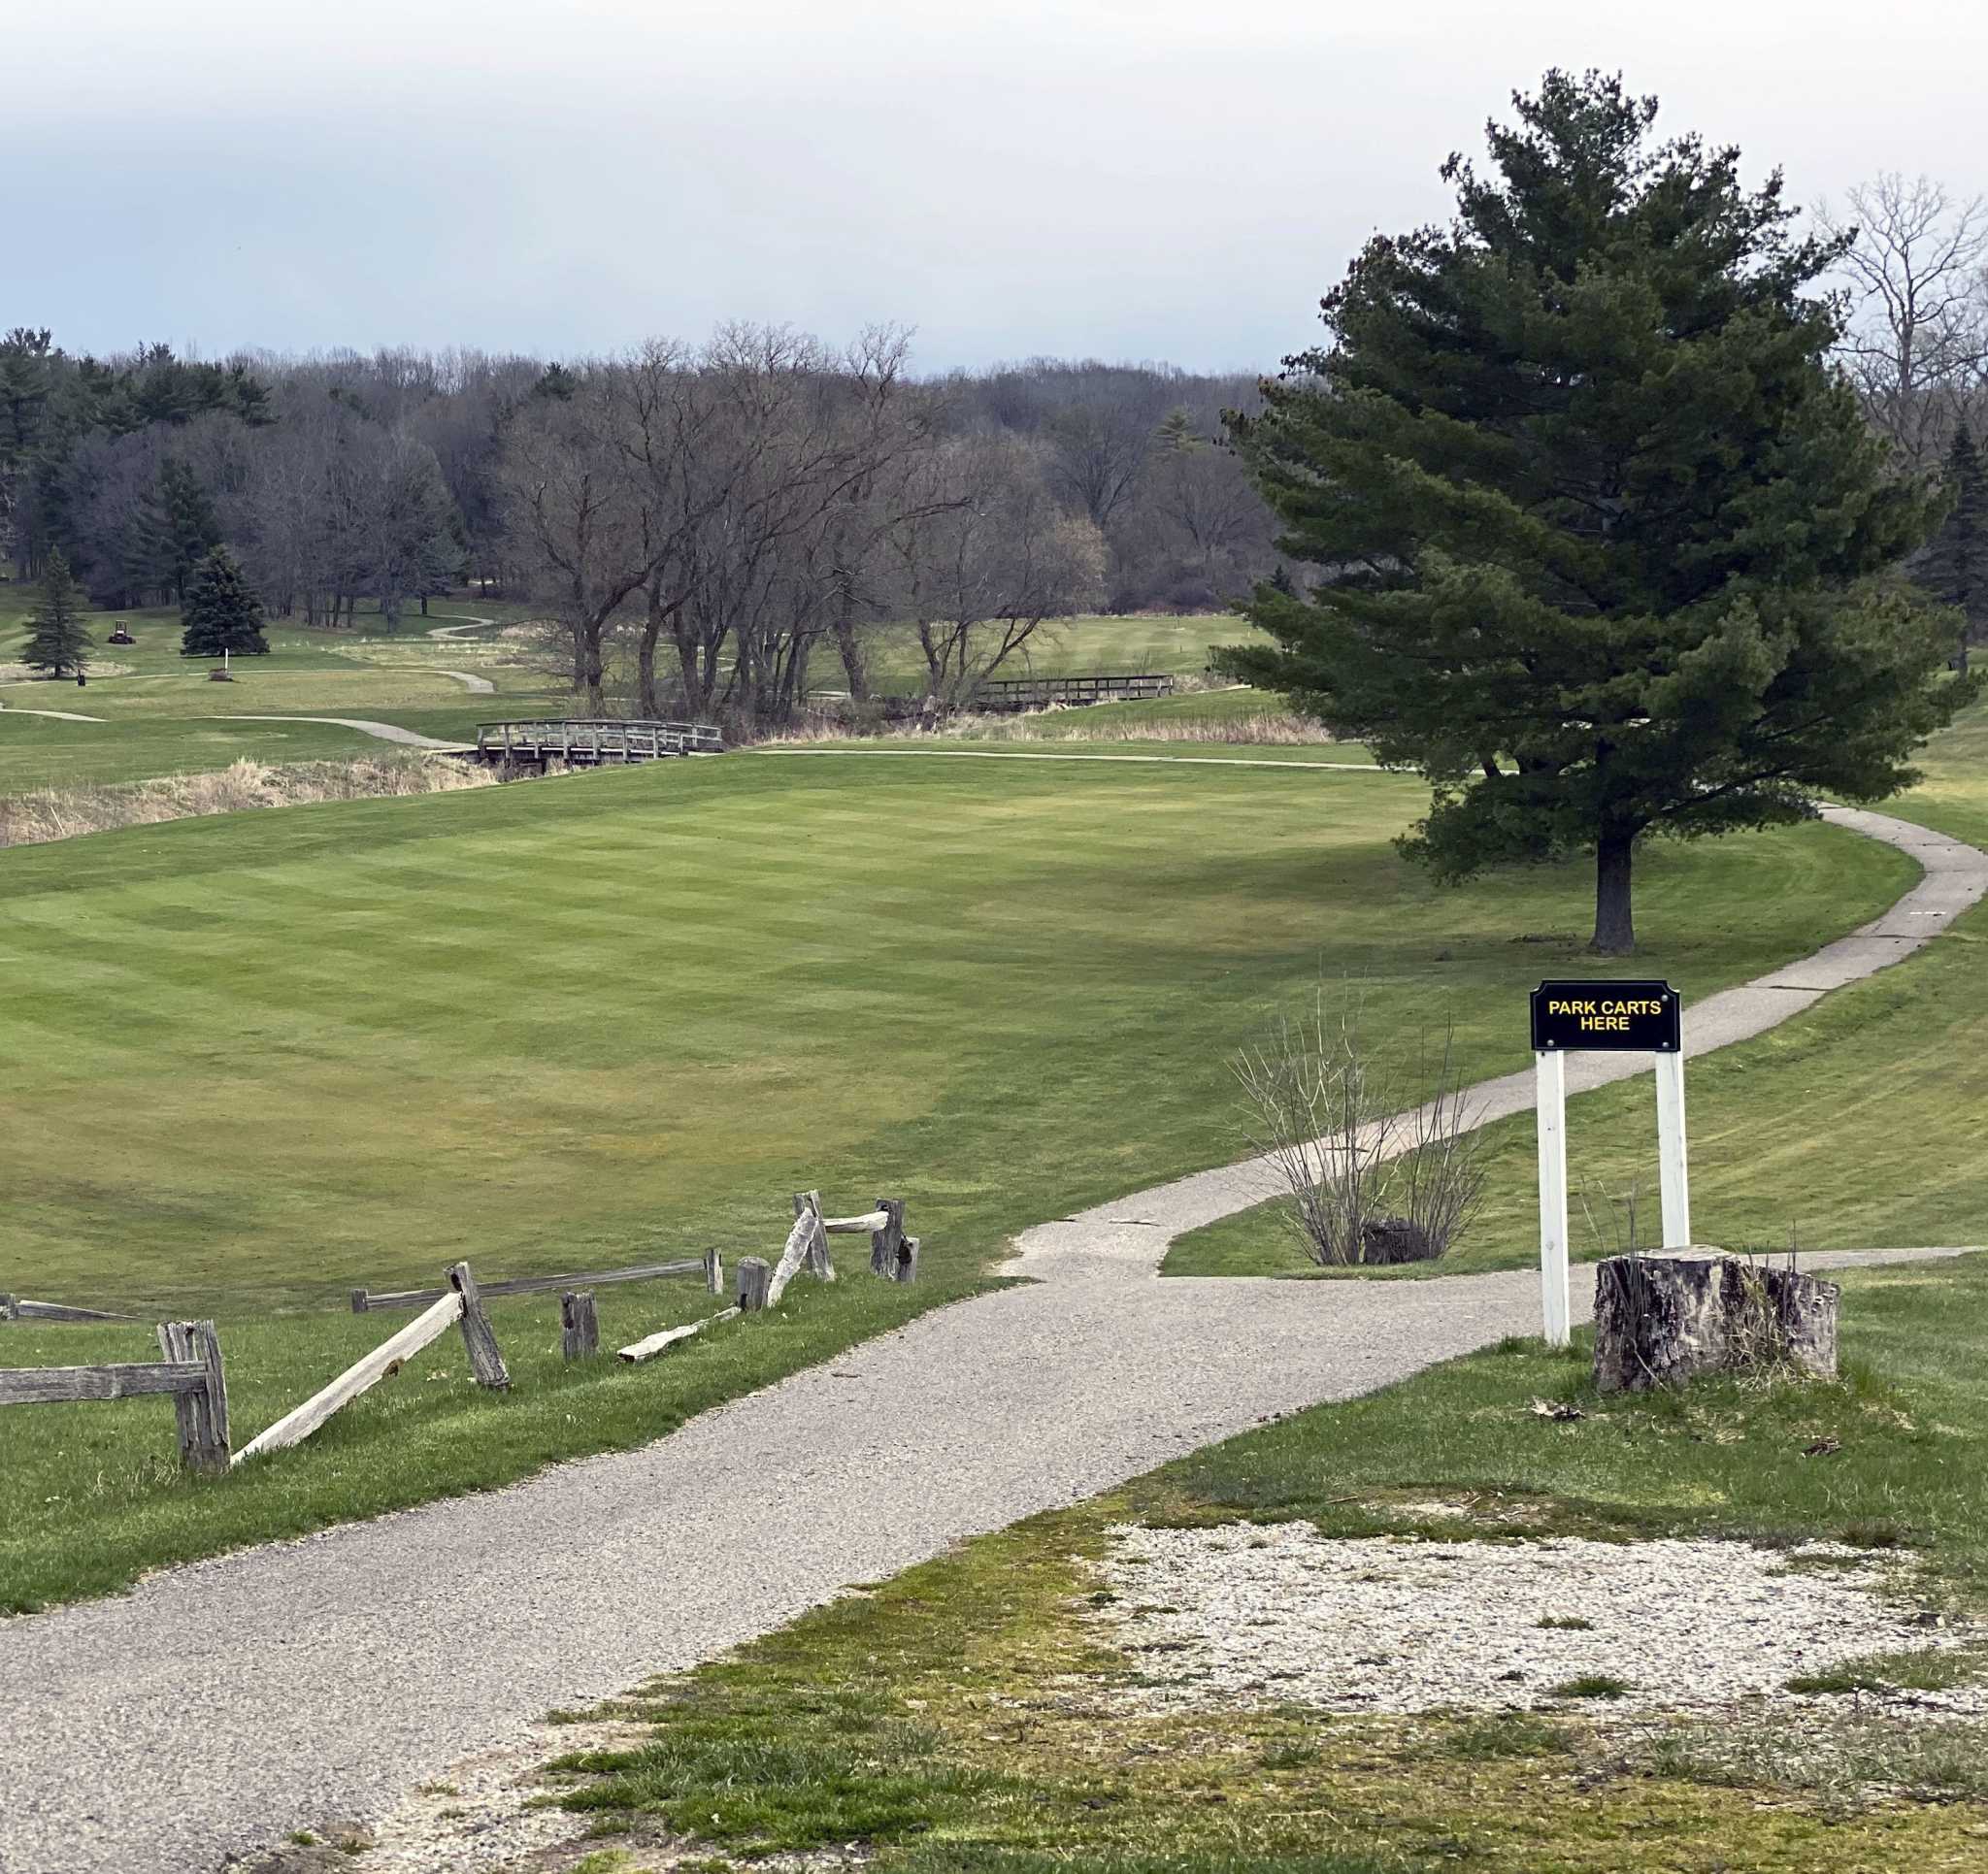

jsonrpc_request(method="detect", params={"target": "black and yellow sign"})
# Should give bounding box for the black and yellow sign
[1530,980,1680,1053]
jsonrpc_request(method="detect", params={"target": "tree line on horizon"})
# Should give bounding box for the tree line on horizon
[0,333,1279,711]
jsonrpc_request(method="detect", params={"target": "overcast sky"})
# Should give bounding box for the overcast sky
[13,1,1986,375]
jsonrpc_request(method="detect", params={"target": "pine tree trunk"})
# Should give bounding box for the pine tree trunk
[1591,832,1636,955]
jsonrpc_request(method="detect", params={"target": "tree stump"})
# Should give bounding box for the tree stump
[1593,1251,1839,1394]
[1360,1217,1439,1266]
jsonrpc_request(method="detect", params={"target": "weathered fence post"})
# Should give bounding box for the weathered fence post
[870,1199,906,1277]
[560,1291,600,1362]
[447,1262,511,1390]
[894,1237,920,1283]
[703,1246,723,1297]
[794,1191,834,1281]
[349,1288,370,1315]
[737,1257,771,1313]
[156,1320,230,1473]
[0,1294,17,1321]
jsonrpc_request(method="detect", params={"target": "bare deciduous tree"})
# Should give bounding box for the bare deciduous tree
[883,435,1107,707]
[1819,173,1988,469]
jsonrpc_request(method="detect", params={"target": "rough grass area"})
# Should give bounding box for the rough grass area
[0,753,495,850]
[538,1258,1988,1872]
[0,754,1904,1610]
[0,597,560,794]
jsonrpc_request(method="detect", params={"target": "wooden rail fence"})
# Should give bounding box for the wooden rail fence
[6,1197,919,1473]
[0,1320,230,1472]
[237,1263,508,1464]
[350,1250,719,1313]
[1,1294,134,1324]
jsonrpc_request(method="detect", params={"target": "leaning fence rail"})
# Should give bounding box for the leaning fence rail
[237,1263,507,1465]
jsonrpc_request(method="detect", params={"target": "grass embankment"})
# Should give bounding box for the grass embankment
[0,754,1899,1611]
[1165,694,1988,1278]
[0,753,494,851]
[553,1257,1988,1871]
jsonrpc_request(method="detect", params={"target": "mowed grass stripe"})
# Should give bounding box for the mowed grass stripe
[2,757,1913,1321]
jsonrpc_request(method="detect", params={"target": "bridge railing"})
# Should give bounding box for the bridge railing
[971,673,1175,710]
[474,719,724,761]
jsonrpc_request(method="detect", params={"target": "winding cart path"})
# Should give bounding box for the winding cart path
[0,805,1981,1874]
[201,713,472,750]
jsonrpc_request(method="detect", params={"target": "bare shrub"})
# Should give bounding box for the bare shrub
[0,755,496,852]
[1235,993,1487,1266]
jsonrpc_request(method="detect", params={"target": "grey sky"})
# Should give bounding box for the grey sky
[14,0,1986,374]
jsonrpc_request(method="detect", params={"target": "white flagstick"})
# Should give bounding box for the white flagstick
[1535,1047,1571,1348]
[1655,1049,1691,1247]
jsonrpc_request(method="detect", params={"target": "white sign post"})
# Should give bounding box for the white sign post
[1654,1049,1691,1248]
[1529,980,1689,1349]
[1534,1048,1572,1348]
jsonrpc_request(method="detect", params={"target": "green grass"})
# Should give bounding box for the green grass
[0,598,561,794]
[1165,694,1988,1279]
[549,1266,1988,1870]
[1148,1260,1988,1606]
[0,752,1903,1610]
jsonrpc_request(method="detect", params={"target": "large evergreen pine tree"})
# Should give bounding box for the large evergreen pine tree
[21,549,92,678]
[1221,71,1977,952]
[129,458,221,605]
[179,545,270,658]
[1918,424,1988,673]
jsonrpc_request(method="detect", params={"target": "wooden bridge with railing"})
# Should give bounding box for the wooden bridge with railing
[971,673,1176,712]
[470,719,724,770]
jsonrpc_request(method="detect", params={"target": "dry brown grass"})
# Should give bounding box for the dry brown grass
[768,707,1337,748]
[0,755,497,852]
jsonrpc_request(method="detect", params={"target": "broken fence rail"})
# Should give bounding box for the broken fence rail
[561,1190,916,1364]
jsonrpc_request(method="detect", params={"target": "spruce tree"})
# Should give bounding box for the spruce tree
[179,545,270,658]
[22,550,92,678]
[1918,424,1988,673]
[1221,71,1977,952]
[129,458,221,604]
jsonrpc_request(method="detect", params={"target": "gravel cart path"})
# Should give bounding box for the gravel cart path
[203,714,473,750]
[1,806,1981,1874]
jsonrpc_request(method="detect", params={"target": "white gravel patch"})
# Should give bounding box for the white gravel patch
[1099,1522,1986,1716]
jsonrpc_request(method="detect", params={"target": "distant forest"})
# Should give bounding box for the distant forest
[1,170,1982,723]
